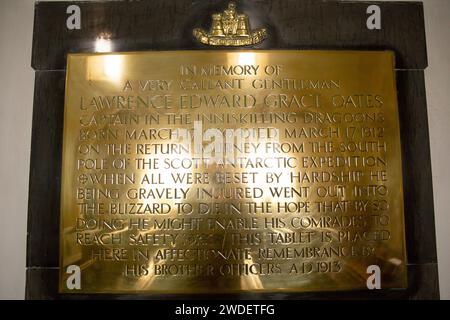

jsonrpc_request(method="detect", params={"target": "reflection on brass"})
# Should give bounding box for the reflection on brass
[60,50,407,293]
[193,2,267,46]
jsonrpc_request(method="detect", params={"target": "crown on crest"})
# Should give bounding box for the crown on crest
[193,2,268,46]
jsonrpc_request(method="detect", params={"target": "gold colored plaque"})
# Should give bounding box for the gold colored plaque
[60,50,407,293]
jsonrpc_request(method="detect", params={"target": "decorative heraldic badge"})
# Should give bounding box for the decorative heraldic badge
[193,2,268,46]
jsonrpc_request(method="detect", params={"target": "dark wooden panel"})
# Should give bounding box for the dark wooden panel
[406,263,440,300]
[397,70,438,265]
[26,71,65,268]
[27,0,438,300]
[26,268,59,300]
[32,0,427,70]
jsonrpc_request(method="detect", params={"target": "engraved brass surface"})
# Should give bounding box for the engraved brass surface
[60,50,407,293]
[193,2,267,46]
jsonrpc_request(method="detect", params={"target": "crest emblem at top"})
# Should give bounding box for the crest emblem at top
[193,2,268,46]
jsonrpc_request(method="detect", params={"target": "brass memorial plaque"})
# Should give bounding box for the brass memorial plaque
[60,50,407,293]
